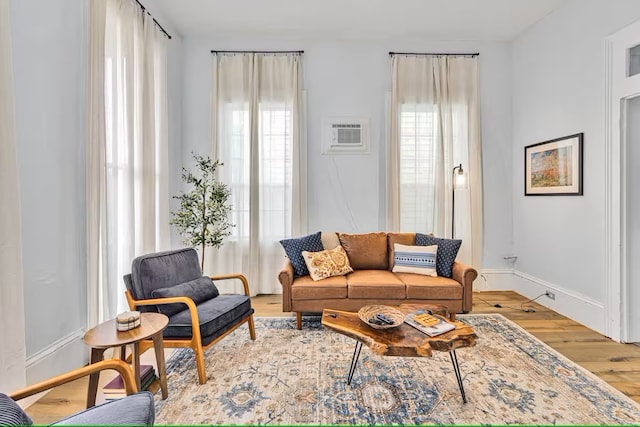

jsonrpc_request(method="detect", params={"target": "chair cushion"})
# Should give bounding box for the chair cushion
[279,232,324,278]
[392,243,438,276]
[52,392,155,425]
[346,270,405,299]
[415,234,462,278]
[339,232,389,270]
[131,248,202,299]
[164,294,253,340]
[387,232,415,270]
[0,393,32,426]
[395,272,463,299]
[151,277,219,317]
[291,275,348,300]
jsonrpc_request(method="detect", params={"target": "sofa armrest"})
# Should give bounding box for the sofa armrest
[452,261,478,312]
[278,260,294,311]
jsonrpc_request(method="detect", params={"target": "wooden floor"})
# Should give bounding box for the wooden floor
[22,291,640,423]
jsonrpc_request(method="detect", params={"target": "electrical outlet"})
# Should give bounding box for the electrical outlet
[545,291,555,300]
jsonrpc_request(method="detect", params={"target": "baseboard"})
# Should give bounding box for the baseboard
[26,328,88,385]
[478,269,606,336]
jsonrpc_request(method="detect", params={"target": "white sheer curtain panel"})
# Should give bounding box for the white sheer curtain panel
[388,55,483,268]
[0,0,27,391]
[88,0,170,325]
[210,53,305,295]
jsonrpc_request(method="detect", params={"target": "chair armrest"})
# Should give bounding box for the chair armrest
[278,261,294,312]
[210,273,251,296]
[9,359,137,401]
[451,261,478,313]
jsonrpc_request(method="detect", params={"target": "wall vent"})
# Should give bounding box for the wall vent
[322,117,370,154]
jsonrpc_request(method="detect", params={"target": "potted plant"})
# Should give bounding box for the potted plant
[170,153,233,271]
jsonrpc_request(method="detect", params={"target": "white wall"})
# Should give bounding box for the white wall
[511,0,640,333]
[10,0,88,381]
[181,36,514,269]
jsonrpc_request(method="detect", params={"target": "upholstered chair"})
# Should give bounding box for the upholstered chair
[3,359,155,425]
[123,248,256,384]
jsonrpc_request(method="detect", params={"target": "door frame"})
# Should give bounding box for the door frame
[604,19,640,342]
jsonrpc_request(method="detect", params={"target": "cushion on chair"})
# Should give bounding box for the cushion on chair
[415,234,462,278]
[51,391,155,425]
[151,277,219,317]
[0,393,32,426]
[130,248,202,300]
[164,294,253,342]
[279,232,324,278]
[339,232,389,270]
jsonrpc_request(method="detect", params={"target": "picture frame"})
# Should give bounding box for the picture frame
[524,133,583,196]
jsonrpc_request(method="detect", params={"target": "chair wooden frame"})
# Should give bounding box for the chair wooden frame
[9,359,137,402]
[125,273,256,385]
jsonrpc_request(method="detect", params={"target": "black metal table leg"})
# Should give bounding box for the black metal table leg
[449,350,467,403]
[346,341,363,385]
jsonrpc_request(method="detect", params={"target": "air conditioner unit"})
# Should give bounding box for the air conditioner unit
[322,117,370,154]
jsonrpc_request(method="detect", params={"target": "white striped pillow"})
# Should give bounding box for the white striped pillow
[392,243,438,276]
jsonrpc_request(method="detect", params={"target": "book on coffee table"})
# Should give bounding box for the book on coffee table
[404,312,455,337]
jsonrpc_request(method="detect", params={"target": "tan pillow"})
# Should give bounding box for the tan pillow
[338,232,388,270]
[387,232,415,270]
[302,245,354,281]
[321,231,340,250]
[391,243,438,276]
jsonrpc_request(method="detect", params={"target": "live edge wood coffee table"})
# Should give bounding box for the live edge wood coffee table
[321,304,477,403]
[83,312,169,408]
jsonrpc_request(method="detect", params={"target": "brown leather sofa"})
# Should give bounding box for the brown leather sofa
[278,231,478,329]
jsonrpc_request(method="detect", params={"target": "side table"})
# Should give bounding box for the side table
[83,312,169,408]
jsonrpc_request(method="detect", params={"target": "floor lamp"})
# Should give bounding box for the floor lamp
[452,164,467,239]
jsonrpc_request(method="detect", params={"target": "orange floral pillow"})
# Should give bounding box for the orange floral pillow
[302,245,354,281]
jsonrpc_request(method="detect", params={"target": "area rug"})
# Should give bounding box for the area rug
[154,314,640,424]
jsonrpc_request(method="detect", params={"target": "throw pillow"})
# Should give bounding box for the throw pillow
[151,276,219,317]
[280,232,324,277]
[415,233,462,278]
[302,245,354,281]
[0,393,33,426]
[391,243,438,276]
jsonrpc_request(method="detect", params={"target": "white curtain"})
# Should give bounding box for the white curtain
[210,53,305,295]
[388,55,483,268]
[88,0,170,325]
[0,0,27,391]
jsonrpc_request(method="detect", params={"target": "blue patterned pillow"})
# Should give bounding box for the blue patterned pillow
[280,232,324,277]
[415,233,462,278]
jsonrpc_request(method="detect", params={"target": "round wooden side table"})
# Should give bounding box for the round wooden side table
[83,312,169,408]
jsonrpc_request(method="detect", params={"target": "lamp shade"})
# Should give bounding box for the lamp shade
[454,167,468,189]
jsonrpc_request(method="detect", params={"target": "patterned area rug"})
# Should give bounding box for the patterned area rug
[154,314,640,424]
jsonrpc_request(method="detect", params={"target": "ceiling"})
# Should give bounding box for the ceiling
[150,0,567,41]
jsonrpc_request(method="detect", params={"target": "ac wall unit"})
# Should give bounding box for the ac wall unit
[321,117,370,154]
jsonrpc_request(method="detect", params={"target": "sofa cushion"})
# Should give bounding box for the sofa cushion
[164,294,252,340]
[292,275,348,300]
[396,272,463,299]
[280,232,324,278]
[321,232,340,250]
[338,232,388,270]
[346,270,405,299]
[302,245,353,281]
[151,276,219,317]
[387,232,415,270]
[415,233,462,278]
[392,243,438,276]
[52,392,155,425]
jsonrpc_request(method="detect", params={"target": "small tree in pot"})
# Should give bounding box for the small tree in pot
[170,153,233,271]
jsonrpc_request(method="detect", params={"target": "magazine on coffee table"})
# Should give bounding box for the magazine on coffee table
[404,311,455,337]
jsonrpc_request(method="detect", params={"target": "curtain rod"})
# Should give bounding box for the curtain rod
[389,52,479,57]
[135,0,172,40]
[211,50,304,55]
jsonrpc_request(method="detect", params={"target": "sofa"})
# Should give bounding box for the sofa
[278,232,477,329]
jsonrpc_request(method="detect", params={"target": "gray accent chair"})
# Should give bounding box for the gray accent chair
[3,359,154,425]
[123,248,256,384]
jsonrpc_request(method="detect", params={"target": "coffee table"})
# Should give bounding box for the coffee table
[321,304,477,403]
[83,312,169,408]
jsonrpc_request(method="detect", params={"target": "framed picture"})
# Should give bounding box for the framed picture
[524,133,583,196]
